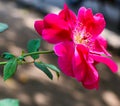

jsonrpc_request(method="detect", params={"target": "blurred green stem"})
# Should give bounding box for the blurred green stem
[23,50,54,57]
[0,61,7,65]
[0,50,54,65]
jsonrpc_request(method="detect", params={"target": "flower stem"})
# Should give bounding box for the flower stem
[0,61,7,65]
[23,50,54,57]
[0,50,54,65]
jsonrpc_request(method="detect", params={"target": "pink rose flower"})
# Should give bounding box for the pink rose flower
[34,5,118,89]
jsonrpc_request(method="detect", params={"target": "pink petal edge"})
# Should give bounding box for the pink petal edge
[91,55,118,73]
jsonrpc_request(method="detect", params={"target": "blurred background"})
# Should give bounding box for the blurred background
[0,0,120,106]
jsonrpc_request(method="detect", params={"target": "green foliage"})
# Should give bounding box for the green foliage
[3,58,18,81]
[1,52,15,60]
[44,64,60,78]
[0,99,19,106]
[34,62,53,80]
[27,39,41,60]
[0,23,8,33]
[0,38,60,81]
[34,62,60,79]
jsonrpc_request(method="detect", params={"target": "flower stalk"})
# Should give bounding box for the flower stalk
[0,50,54,65]
[23,50,54,57]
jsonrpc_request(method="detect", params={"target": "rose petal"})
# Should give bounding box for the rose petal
[44,14,68,29]
[59,4,77,28]
[54,42,75,77]
[92,13,106,37]
[72,46,85,81]
[91,55,118,73]
[42,14,71,43]
[82,63,99,90]
[72,44,99,89]
[34,20,44,35]
[93,36,111,56]
[78,7,106,38]
[78,7,87,25]
[42,28,70,43]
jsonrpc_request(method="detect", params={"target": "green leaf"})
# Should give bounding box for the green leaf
[45,64,60,78]
[0,23,8,33]
[0,99,19,106]
[3,58,18,81]
[34,62,53,80]
[1,52,15,60]
[27,39,41,60]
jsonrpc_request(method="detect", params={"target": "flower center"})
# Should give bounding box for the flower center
[73,29,91,45]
